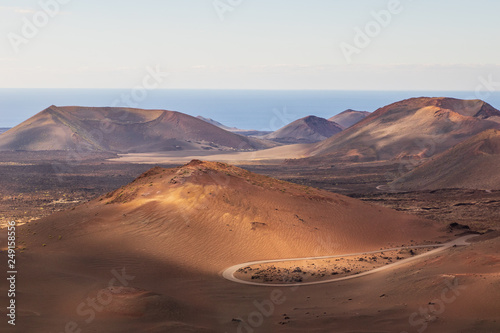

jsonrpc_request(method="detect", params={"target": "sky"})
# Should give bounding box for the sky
[0,0,499,90]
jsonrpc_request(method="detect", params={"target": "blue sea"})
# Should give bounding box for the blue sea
[1,89,500,130]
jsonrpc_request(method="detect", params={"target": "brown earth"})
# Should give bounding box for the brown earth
[0,154,498,332]
[0,160,447,332]
[0,153,500,333]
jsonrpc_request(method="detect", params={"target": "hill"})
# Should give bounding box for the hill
[3,160,466,332]
[0,106,274,153]
[21,160,440,272]
[328,109,370,128]
[390,129,500,190]
[308,97,500,162]
[264,115,344,144]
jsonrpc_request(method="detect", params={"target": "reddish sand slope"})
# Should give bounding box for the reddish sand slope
[20,160,441,272]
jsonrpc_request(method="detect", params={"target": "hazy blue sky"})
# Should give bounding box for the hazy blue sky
[1,0,499,90]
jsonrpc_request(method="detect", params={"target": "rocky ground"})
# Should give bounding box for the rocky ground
[353,189,500,233]
[0,152,168,227]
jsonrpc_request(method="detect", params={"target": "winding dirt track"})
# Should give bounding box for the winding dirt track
[222,235,475,287]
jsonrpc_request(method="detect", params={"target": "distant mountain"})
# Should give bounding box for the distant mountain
[329,109,370,128]
[0,106,275,153]
[0,128,11,134]
[264,115,344,144]
[232,129,273,137]
[308,97,500,162]
[197,115,272,137]
[390,129,500,190]
[196,116,238,131]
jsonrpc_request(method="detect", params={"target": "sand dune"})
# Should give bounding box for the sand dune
[391,129,500,190]
[307,97,500,163]
[0,106,275,153]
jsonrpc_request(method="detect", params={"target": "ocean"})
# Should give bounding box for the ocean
[1,89,500,130]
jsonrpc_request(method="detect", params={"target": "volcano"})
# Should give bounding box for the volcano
[0,106,274,153]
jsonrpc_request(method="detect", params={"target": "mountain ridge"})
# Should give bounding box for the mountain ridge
[307,97,500,162]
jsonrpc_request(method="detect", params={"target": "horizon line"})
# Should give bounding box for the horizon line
[0,88,493,93]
